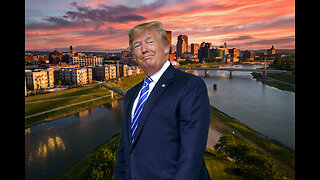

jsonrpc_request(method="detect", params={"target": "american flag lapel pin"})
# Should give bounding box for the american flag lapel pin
[161,84,166,88]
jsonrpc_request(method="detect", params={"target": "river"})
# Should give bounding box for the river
[191,65,295,150]
[25,100,123,180]
[25,64,294,179]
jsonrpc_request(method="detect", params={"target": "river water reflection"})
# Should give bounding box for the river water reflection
[25,100,123,180]
[191,65,295,150]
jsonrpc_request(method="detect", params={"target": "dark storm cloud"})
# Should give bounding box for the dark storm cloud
[66,2,146,23]
[26,2,147,30]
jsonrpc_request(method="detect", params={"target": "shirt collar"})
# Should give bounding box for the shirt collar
[149,60,170,84]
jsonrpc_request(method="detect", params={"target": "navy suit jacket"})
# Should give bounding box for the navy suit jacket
[114,64,210,180]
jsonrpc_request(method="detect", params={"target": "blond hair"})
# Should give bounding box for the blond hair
[128,21,169,51]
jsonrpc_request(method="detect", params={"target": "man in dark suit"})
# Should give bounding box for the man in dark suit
[114,21,210,180]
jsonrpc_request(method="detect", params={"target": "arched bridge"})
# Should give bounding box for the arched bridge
[179,67,287,78]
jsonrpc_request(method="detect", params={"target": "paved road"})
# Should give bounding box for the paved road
[266,76,295,86]
[25,92,109,104]
[206,126,223,148]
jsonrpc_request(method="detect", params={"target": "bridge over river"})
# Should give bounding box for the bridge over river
[179,67,287,78]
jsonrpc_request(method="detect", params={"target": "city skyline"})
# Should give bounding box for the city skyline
[25,0,295,52]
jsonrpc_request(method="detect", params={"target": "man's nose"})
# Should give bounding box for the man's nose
[141,43,148,54]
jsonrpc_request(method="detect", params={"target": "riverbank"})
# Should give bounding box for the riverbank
[210,106,294,178]
[251,71,295,92]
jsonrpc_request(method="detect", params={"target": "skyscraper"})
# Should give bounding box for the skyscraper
[176,35,188,58]
[165,31,172,54]
[198,42,212,61]
[191,43,199,56]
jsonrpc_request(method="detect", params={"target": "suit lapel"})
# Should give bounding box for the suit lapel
[131,64,175,150]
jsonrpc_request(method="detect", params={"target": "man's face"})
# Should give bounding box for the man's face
[131,29,169,76]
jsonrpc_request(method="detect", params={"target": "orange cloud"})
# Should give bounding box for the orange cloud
[25,0,295,51]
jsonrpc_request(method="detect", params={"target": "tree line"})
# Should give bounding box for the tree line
[269,55,295,73]
[214,134,289,180]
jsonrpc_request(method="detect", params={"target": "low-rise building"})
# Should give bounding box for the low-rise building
[69,55,103,67]
[25,68,55,90]
[242,50,255,61]
[71,68,88,85]
[93,65,110,81]
[54,67,93,85]
[127,67,133,76]
[108,65,117,79]
[119,64,128,77]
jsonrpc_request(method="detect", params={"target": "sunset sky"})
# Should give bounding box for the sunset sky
[25,0,295,52]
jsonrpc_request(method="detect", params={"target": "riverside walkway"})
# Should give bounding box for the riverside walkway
[25,93,115,119]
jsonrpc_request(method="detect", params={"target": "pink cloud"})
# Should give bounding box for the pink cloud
[25,0,295,51]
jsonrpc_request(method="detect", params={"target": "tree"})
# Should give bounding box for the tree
[89,146,116,180]
[270,55,295,72]
[214,134,288,179]
[214,133,236,158]
[239,152,284,180]
[230,142,256,163]
[57,80,62,86]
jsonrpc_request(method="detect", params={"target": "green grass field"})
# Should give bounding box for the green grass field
[251,72,295,92]
[25,84,118,127]
[107,74,147,91]
[205,152,245,179]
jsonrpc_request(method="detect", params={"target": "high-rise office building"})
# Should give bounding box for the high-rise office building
[198,42,212,61]
[228,48,240,62]
[191,43,199,56]
[176,35,188,58]
[165,31,172,54]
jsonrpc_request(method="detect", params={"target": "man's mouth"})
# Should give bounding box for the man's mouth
[142,56,153,60]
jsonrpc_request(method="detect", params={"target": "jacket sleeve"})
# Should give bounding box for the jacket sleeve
[174,76,210,180]
[114,91,132,180]
[113,125,126,180]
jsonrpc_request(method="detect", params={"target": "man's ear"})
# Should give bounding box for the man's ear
[164,45,169,55]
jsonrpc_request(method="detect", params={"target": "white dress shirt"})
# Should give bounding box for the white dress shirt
[131,60,171,121]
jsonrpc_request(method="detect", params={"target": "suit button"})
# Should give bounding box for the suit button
[131,152,134,158]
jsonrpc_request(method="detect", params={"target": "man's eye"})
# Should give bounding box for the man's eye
[147,41,154,44]
[134,44,141,49]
